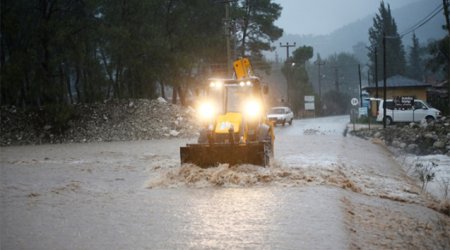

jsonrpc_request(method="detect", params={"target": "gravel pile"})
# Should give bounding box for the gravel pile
[351,117,450,156]
[1,98,199,146]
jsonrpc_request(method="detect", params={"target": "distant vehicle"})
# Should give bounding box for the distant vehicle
[267,106,294,126]
[376,99,441,125]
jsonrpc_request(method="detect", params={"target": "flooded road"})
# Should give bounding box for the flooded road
[1,116,449,249]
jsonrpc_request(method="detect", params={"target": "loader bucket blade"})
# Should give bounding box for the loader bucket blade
[180,143,267,167]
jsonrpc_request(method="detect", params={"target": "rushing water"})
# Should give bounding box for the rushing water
[5,116,446,249]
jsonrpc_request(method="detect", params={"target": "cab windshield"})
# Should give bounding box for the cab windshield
[225,85,253,113]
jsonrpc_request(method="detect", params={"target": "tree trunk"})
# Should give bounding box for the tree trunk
[59,63,66,104]
[160,81,166,99]
[83,69,90,102]
[101,50,114,100]
[75,65,82,103]
[177,85,186,106]
[114,63,122,99]
[172,86,177,104]
[65,64,73,104]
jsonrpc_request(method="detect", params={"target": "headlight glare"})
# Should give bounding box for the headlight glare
[210,81,223,89]
[244,99,261,119]
[197,101,216,120]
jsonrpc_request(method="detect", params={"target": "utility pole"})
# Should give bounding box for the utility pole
[374,47,379,98]
[280,42,296,62]
[334,67,339,93]
[359,64,362,107]
[314,59,325,99]
[215,0,234,76]
[443,0,450,114]
[383,32,387,129]
[225,2,232,76]
[280,42,296,106]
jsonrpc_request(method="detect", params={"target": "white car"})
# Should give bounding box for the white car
[376,99,441,125]
[267,106,294,126]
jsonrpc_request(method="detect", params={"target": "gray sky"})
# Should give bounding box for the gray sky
[273,0,421,35]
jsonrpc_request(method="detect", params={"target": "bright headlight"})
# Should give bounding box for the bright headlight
[244,99,262,119]
[197,101,216,120]
[209,81,223,89]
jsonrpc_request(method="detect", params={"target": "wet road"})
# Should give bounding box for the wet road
[1,116,448,249]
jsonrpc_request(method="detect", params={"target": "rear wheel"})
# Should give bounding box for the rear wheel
[289,118,293,125]
[384,116,393,125]
[426,116,435,123]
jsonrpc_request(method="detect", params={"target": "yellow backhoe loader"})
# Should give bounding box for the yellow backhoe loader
[180,58,274,167]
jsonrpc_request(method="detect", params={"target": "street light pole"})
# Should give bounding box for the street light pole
[314,59,325,100]
[358,64,362,107]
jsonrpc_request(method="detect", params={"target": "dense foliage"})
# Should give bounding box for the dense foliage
[0,0,282,107]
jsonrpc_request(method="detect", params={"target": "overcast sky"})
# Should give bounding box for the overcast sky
[273,0,422,35]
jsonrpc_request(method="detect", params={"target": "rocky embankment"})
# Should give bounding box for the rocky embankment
[351,117,450,156]
[1,98,199,146]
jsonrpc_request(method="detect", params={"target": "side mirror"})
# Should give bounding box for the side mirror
[263,85,269,95]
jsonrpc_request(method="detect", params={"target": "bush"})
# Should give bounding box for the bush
[40,104,76,134]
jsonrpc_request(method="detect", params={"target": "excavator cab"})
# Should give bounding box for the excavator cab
[180,58,274,167]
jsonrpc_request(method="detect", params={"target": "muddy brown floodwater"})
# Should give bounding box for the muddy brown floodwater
[1,116,449,249]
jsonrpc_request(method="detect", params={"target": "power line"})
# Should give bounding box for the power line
[399,3,444,37]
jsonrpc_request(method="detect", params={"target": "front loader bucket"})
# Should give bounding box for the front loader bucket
[180,143,267,167]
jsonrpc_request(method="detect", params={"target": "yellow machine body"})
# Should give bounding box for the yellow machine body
[215,113,242,134]
[180,58,274,167]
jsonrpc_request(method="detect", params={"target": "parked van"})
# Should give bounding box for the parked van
[376,99,441,125]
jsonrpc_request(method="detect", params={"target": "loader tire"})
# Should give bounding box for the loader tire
[258,124,274,167]
[198,129,208,144]
[263,141,273,166]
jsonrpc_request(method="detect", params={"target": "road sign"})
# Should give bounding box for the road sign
[304,96,315,102]
[305,103,315,110]
[358,107,368,117]
[351,98,359,106]
[304,95,315,110]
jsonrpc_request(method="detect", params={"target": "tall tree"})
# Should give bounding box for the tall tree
[282,46,313,115]
[367,1,406,81]
[406,33,424,81]
[232,0,283,59]
[159,0,224,105]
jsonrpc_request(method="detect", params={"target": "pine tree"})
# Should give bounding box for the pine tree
[232,0,283,58]
[282,46,313,114]
[407,33,424,81]
[368,1,406,82]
